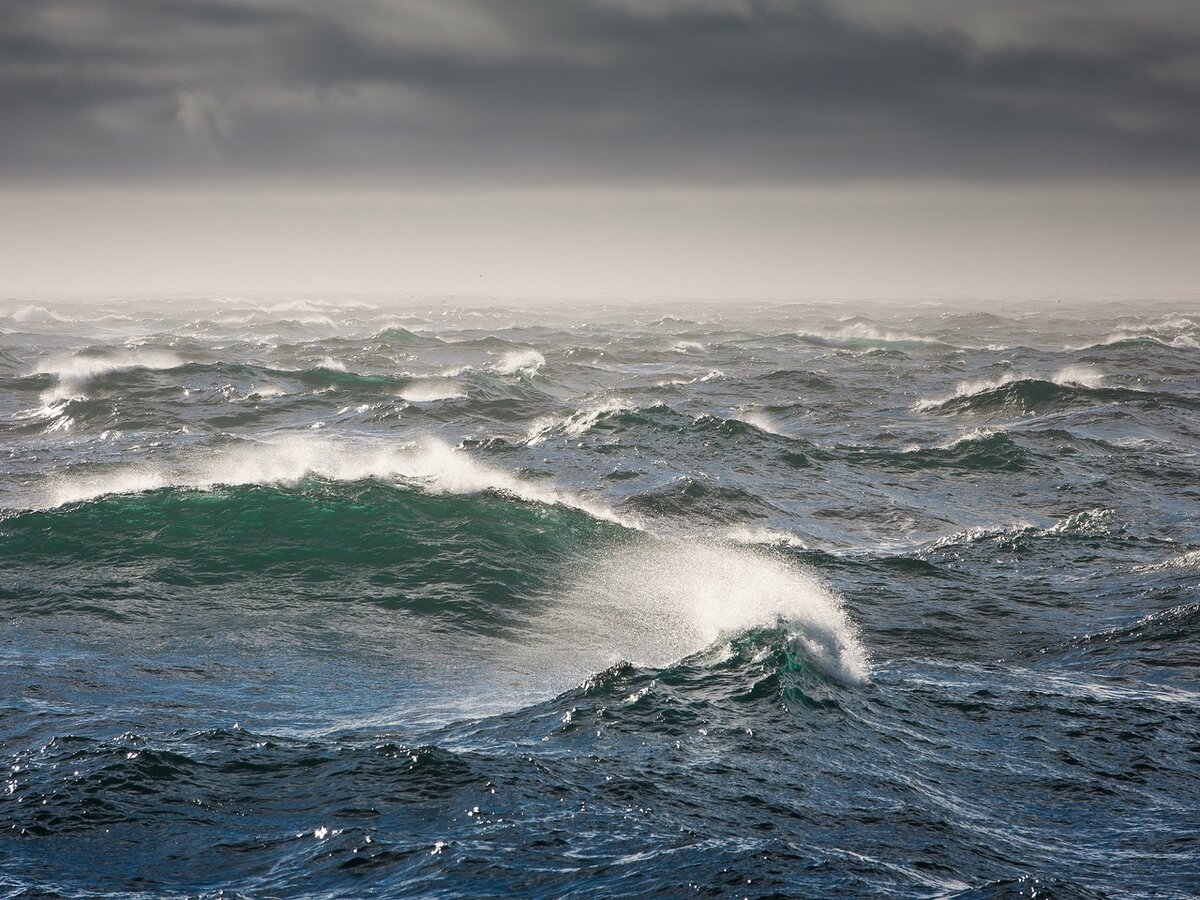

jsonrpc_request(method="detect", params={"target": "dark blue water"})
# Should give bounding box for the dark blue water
[2,297,1198,897]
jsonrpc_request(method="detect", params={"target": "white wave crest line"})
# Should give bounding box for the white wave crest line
[34,434,642,530]
[30,350,184,407]
[785,323,949,347]
[733,409,781,435]
[1135,549,1200,572]
[1066,329,1199,351]
[490,349,545,376]
[396,378,467,402]
[922,508,1117,552]
[526,398,659,444]
[913,366,1106,411]
[722,525,808,548]
[9,304,71,323]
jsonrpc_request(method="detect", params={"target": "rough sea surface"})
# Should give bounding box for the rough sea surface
[2,296,1198,898]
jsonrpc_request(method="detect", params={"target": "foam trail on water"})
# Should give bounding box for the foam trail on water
[33,435,641,529]
[532,541,868,685]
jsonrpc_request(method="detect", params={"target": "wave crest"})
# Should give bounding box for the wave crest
[543,541,869,685]
[34,350,183,403]
[31,434,639,528]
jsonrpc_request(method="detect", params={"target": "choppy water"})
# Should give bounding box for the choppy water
[2,296,1198,898]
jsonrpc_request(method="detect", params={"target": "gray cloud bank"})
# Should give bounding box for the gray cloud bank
[4,0,1200,188]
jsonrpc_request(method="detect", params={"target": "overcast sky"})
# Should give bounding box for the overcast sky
[3,0,1199,297]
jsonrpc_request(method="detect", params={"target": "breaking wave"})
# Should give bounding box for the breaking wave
[25,434,639,529]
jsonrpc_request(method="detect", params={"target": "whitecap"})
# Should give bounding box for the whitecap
[491,349,544,376]
[396,380,466,402]
[531,541,868,685]
[1136,549,1200,572]
[33,350,183,404]
[732,409,780,435]
[35,434,641,530]
[1052,364,1105,388]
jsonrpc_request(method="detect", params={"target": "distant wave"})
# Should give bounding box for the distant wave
[6,304,71,324]
[526,401,797,453]
[1136,549,1200,572]
[909,366,1186,415]
[560,346,619,365]
[842,429,1037,473]
[722,525,809,549]
[527,400,678,444]
[752,369,836,391]
[369,326,445,347]
[33,350,184,403]
[1069,321,1199,352]
[779,323,957,352]
[914,366,1103,411]
[620,476,777,523]
[921,508,1121,554]
[646,369,724,386]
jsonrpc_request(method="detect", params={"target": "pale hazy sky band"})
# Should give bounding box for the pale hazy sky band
[2,1,1199,296]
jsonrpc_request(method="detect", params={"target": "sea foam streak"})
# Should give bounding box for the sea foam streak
[534,541,868,685]
[34,434,639,528]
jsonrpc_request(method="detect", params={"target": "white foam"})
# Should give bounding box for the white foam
[36,434,640,529]
[533,541,868,684]
[9,304,69,323]
[1053,364,1105,388]
[913,374,1020,411]
[1136,549,1200,572]
[1069,329,1198,351]
[792,323,945,348]
[33,350,182,403]
[923,508,1115,551]
[924,427,1008,452]
[491,349,545,376]
[734,409,781,435]
[397,380,466,402]
[526,398,647,444]
[723,525,808,548]
[914,366,1106,411]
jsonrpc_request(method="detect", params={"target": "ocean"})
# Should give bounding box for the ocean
[1,296,1197,897]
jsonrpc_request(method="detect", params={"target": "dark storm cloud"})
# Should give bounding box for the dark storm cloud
[2,0,1200,186]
